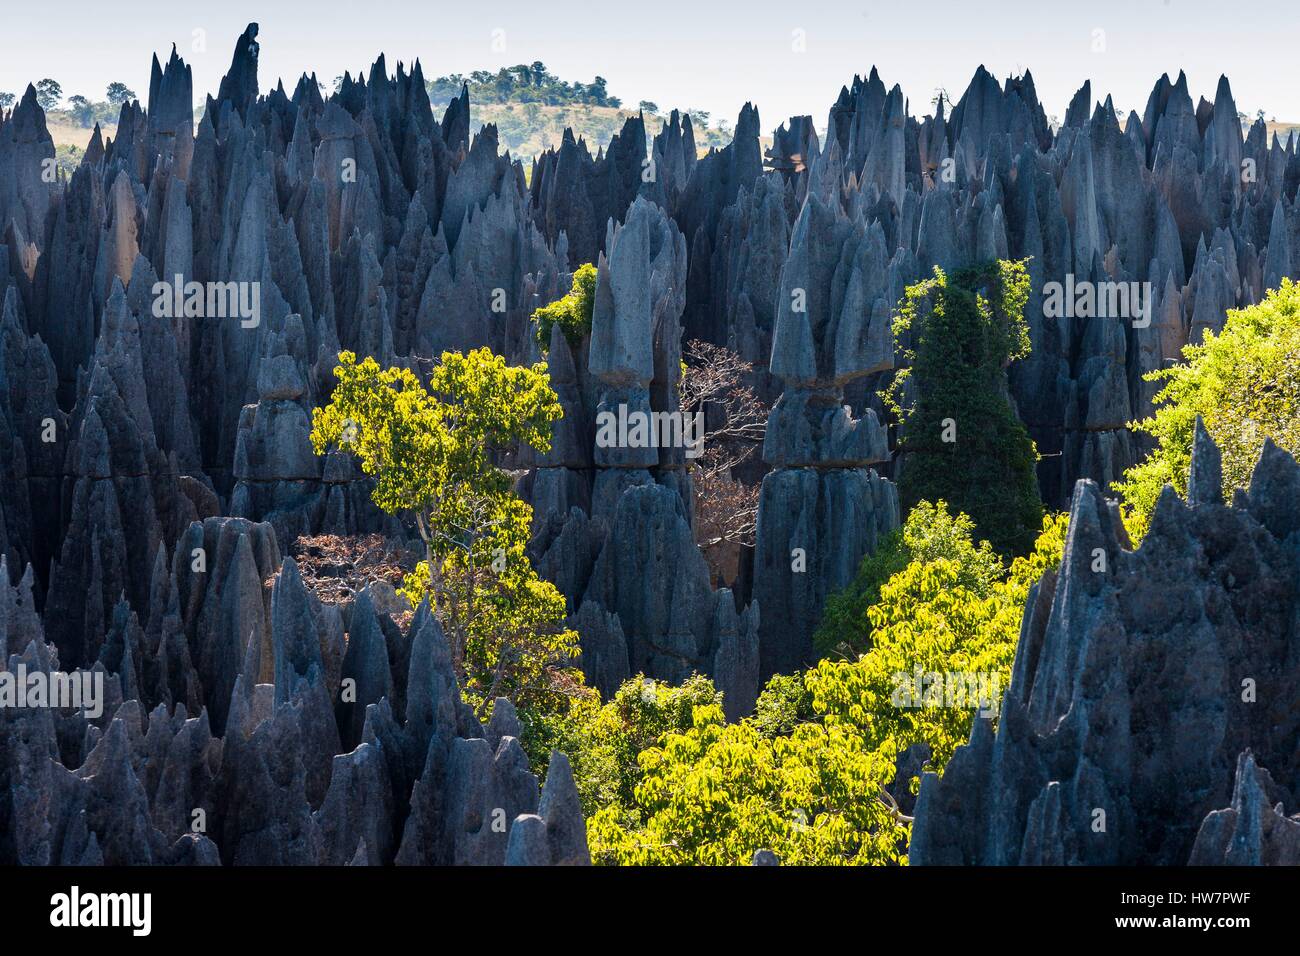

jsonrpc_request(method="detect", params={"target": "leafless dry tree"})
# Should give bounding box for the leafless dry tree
[679,340,768,583]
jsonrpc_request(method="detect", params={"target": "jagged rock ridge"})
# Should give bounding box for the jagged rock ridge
[910,431,1300,865]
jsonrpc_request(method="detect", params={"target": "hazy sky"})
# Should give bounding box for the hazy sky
[4,0,1297,134]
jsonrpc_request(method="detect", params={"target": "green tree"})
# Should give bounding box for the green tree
[814,501,1003,658]
[587,702,907,865]
[532,262,596,348]
[310,349,580,717]
[67,95,95,127]
[493,68,516,101]
[105,81,135,106]
[887,260,1043,556]
[750,672,815,739]
[585,510,1067,864]
[35,79,62,111]
[0,92,16,112]
[638,100,660,115]
[528,674,722,814]
[809,509,1067,777]
[1113,278,1300,539]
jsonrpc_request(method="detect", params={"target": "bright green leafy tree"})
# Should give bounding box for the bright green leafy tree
[528,674,722,816]
[311,349,580,717]
[532,262,596,348]
[809,508,1067,776]
[887,260,1043,556]
[749,671,815,739]
[814,501,1003,658]
[1114,278,1300,539]
[584,508,1067,864]
[587,702,907,866]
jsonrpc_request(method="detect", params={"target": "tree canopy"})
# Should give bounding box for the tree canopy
[427,64,621,108]
[581,506,1067,865]
[887,260,1043,557]
[808,507,1067,775]
[35,78,63,111]
[532,263,597,349]
[310,349,579,717]
[1113,278,1300,538]
[529,674,724,816]
[105,81,136,105]
[814,501,1004,658]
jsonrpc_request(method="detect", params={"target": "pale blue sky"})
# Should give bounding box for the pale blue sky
[4,0,1297,132]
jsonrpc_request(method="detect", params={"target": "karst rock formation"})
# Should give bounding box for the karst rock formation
[0,22,1297,864]
[910,430,1300,866]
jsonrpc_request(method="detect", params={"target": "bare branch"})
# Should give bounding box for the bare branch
[679,339,769,582]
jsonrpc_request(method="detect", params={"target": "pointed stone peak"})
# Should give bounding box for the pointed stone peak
[217,22,260,115]
[84,124,105,166]
[1187,416,1223,506]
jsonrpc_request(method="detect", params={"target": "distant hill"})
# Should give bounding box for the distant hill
[47,117,108,173]
[424,64,750,161]
[467,101,748,164]
[1264,121,1300,145]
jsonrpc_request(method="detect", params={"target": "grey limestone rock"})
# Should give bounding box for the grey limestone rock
[910,435,1300,866]
[1189,752,1300,865]
[3,21,1296,869]
[505,751,590,866]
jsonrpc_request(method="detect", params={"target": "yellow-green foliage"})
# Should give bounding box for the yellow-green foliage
[814,501,1004,658]
[1113,278,1300,539]
[587,702,906,866]
[532,263,597,348]
[586,509,1068,865]
[310,349,580,715]
[750,672,814,739]
[809,509,1067,776]
[310,349,561,523]
[527,674,723,815]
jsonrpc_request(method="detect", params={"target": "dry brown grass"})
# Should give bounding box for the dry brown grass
[46,118,114,149]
